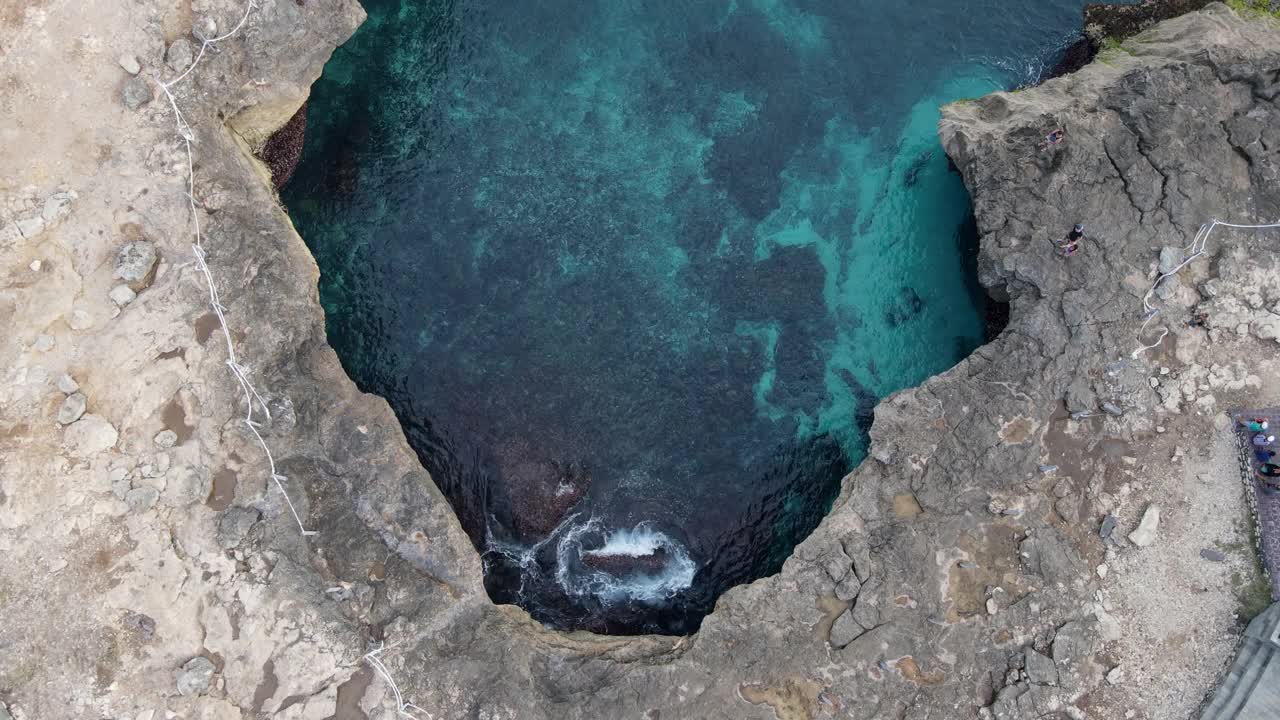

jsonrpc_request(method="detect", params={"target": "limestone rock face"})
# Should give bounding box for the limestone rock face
[5,3,1280,720]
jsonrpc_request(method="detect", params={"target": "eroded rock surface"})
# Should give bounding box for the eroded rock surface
[2,2,1279,720]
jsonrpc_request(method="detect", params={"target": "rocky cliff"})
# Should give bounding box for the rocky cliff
[2,3,1280,720]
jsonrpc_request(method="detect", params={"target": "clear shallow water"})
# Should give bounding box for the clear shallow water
[285,0,1095,635]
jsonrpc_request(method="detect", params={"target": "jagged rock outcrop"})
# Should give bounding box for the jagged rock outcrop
[3,2,1280,719]
[1052,0,1220,76]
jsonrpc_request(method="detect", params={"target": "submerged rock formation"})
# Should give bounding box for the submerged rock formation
[493,440,592,541]
[3,2,1280,719]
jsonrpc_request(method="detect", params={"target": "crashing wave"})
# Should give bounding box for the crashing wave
[554,519,698,604]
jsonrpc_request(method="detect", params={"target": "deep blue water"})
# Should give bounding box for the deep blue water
[285,0,1095,635]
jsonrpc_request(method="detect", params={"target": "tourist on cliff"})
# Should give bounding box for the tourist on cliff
[1242,417,1269,433]
[1257,462,1280,479]
[1252,432,1275,447]
[1057,224,1084,257]
[1039,128,1065,150]
[1257,448,1276,463]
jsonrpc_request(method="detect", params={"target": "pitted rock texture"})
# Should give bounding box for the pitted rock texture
[2,2,1280,720]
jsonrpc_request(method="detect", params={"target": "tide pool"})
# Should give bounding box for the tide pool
[285,0,1094,634]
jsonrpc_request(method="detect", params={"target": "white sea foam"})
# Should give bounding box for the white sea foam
[585,525,669,558]
[485,512,579,571]
[974,29,1082,87]
[554,519,698,604]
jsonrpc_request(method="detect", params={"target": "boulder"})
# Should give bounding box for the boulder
[121,76,152,110]
[1024,648,1058,686]
[108,284,136,307]
[164,38,193,73]
[56,374,79,394]
[1099,514,1118,539]
[122,611,155,641]
[1252,313,1280,342]
[216,507,261,549]
[581,547,669,576]
[113,241,158,291]
[175,656,215,696]
[1158,246,1183,274]
[1128,505,1160,547]
[64,414,118,456]
[118,53,141,75]
[56,392,87,425]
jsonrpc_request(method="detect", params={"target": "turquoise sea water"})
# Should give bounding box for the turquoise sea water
[285,0,1096,634]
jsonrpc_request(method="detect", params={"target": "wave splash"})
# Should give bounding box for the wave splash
[553,519,699,604]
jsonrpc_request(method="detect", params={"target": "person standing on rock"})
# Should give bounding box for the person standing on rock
[1242,417,1269,433]
[1056,224,1085,257]
[1039,128,1066,150]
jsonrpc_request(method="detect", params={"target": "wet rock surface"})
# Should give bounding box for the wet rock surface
[580,547,671,576]
[3,2,1280,719]
[258,100,308,189]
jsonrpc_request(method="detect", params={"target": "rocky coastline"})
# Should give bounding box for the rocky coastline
[2,3,1279,720]
[1049,0,1220,76]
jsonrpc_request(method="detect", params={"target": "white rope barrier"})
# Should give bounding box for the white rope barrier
[1131,218,1280,359]
[364,645,430,719]
[152,4,427,714]
[153,1,314,536]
